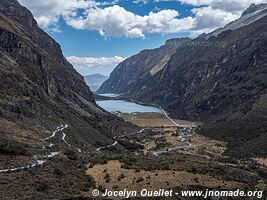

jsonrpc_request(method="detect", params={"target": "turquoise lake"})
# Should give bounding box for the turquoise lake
[96,94,161,113]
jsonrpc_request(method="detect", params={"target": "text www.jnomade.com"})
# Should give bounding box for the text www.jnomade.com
[92,188,264,199]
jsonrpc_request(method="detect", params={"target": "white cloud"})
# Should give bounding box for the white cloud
[178,0,267,34]
[67,56,126,76]
[18,0,267,37]
[191,6,239,34]
[154,0,267,34]
[17,0,117,29]
[133,0,149,4]
[180,0,267,13]
[66,5,194,38]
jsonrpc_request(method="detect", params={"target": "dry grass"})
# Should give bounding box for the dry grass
[0,118,43,148]
[83,112,265,199]
[143,141,157,155]
[255,158,267,167]
[120,112,192,127]
[86,160,246,191]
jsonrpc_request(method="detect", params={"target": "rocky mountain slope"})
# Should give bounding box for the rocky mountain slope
[98,38,191,94]
[98,4,267,158]
[84,74,108,92]
[0,0,136,155]
[205,3,267,38]
[0,0,136,198]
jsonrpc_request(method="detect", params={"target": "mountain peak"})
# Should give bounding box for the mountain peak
[241,3,267,17]
[206,3,267,39]
[0,0,38,29]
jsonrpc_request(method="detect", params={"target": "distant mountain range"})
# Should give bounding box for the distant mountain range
[84,74,108,92]
[98,3,267,157]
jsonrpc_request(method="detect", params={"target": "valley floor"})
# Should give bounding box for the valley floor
[83,112,267,199]
[0,112,266,199]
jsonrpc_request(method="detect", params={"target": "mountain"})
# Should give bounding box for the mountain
[0,0,136,198]
[98,4,267,158]
[0,0,135,154]
[204,3,267,39]
[84,74,108,92]
[97,38,191,94]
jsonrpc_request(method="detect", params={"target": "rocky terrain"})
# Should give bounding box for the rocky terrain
[81,111,267,200]
[98,38,191,94]
[98,4,267,158]
[0,0,136,199]
[205,3,267,39]
[0,1,266,199]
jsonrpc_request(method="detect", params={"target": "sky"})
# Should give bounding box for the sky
[17,0,267,76]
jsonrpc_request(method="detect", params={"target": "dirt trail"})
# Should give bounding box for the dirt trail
[0,124,74,173]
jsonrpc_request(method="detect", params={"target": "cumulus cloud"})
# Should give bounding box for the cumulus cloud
[66,5,194,38]
[17,0,117,29]
[154,0,267,34]
[192,6,239,34]
[179,0,267,13]
[178,0,267,34]
[67,56,126,76]
[18,0,194,37]
[18,0,267,37]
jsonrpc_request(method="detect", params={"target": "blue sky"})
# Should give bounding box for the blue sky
[18,0,264,75]
[50,0,194,57]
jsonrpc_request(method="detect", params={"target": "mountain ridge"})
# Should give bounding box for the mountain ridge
[0,1,137,198]
[98,4,267,157]
[98,37,191,94]
[0,0,137,155]
[204,3,267,39]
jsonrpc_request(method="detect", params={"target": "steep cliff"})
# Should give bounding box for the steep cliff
[0,0,137,198]
[98,38,191,94]
[0,0,136,154]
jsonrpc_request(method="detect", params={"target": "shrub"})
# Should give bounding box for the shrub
[117,173,125,181]
[84,175,96,189]
[104,173,111,183]
[146,175,151,179]
[53,167,65,177]
[63,149,77,160]
[136,177,144,183]
[36,181,48,191]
